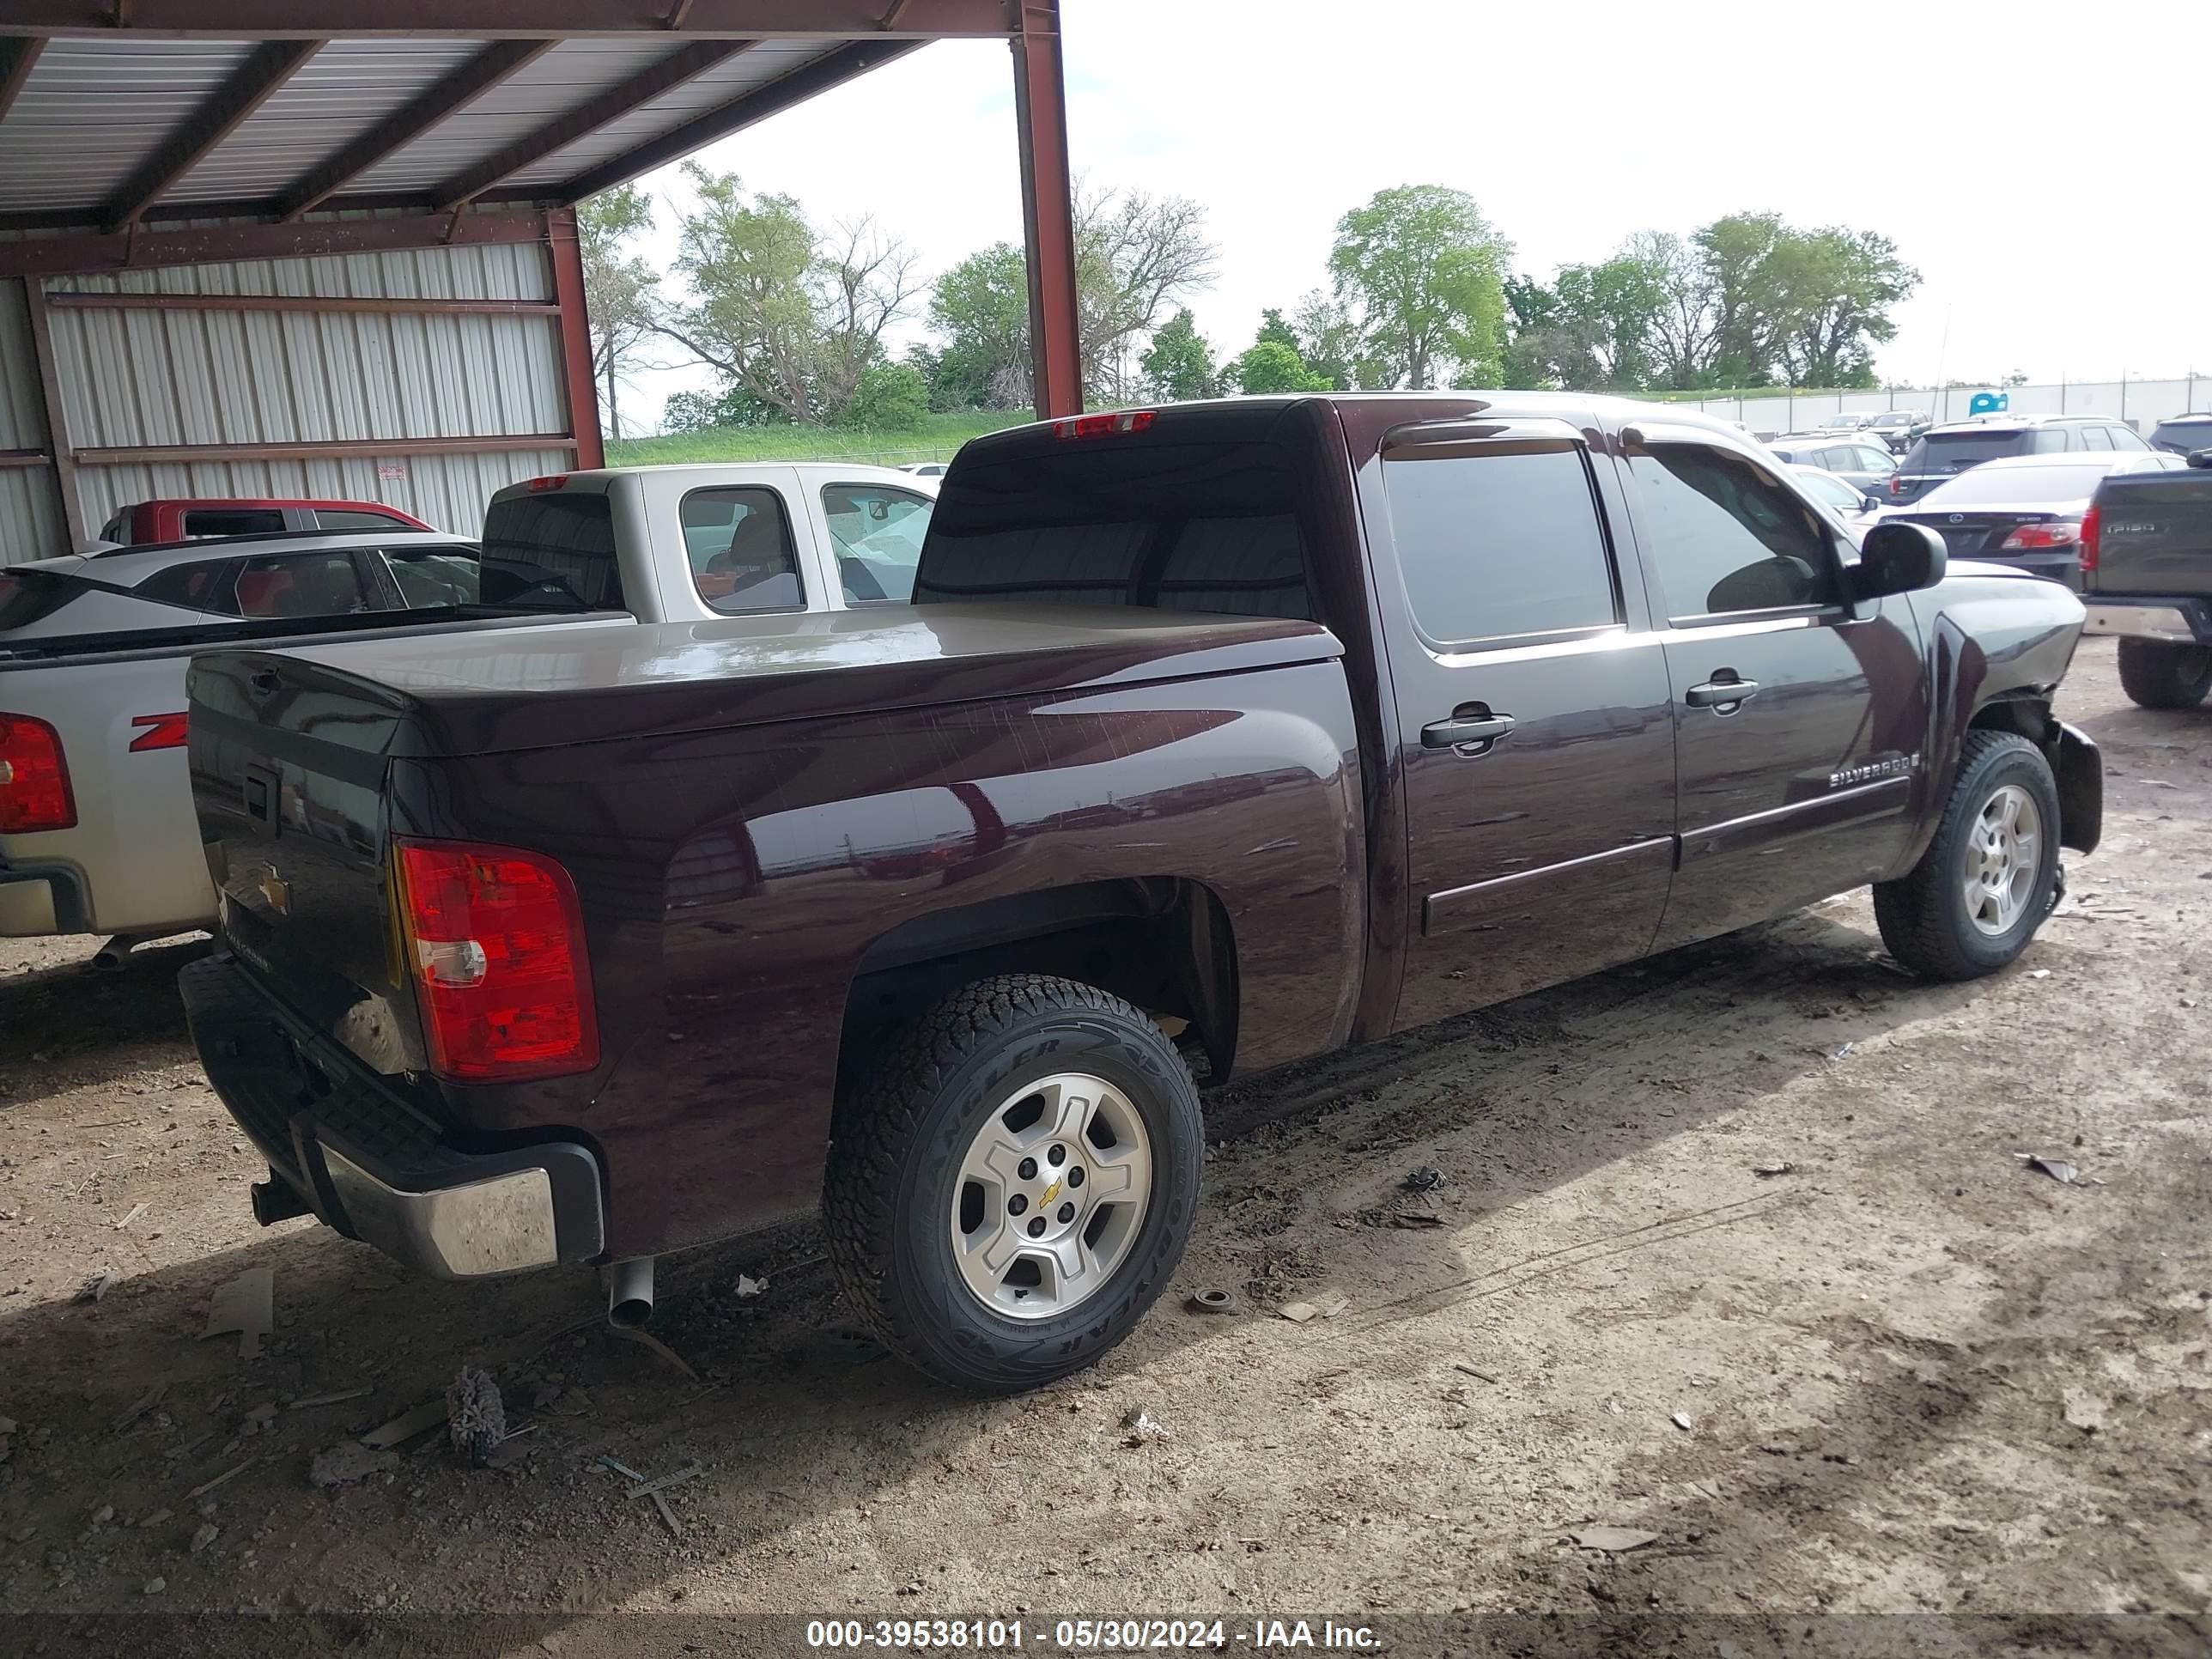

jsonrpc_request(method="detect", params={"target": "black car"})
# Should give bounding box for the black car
[1881,450,2185,588]
[1887,416,2154,506]
[2148,413,2212,458]
[1766,435,1899,495]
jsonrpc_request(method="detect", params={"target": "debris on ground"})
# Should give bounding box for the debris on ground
[134,1509,171,1529]
[1671,1411,1693,1431]
[75,1271,113,1304]
[2027,969,2051,980]
[202,1267,274,1361]
[189,1522,219,1555]
[734,1274,766,1298]
[2017,1153,2081,1185]
[1751,1161,1796,1178]
[1452,1363,1500,1384]
[143,1577,166,1595]
[1571,1526,1658,1553]
[1187,1288,1240,1315]
[1830,1042,1856,1060]
[359,1400,447,1450]
[2062,1389,2106,1434]
[625,1461,703,1502]
[309,1441,400,1489]
[613,1324,702,1381]
[445,1367,507,1467]
[114,1201,148,1231]
[1276,1294,1350,1323]
[599,1456,645,1482]
[1401,1166,1443,1194]
[110,1382,166,1433]
[184,1458,257,1501]
[289,1386,373,1411]
[1390,1204,1445,1228]
[1121,1409,1170,1447]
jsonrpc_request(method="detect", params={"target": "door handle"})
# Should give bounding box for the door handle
[1686,676,1759,711]
[1422,710,1516,752]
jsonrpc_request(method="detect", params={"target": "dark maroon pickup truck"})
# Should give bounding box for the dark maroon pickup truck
[179,393,2101,1393]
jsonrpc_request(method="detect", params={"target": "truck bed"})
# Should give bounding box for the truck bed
[2086,466,2212,599]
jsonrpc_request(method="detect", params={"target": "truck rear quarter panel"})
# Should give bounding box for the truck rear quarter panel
[397,662,1365,1258]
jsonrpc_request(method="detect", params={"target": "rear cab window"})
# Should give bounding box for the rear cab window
[180,508,287,538]
[915,415,1319,621]
[681,488,804,614]
[479,490,626,611]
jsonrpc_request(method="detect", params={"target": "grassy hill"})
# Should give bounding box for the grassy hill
[603,410,1030,470]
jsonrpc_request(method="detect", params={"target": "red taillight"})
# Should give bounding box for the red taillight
[0,713,76,833]
[1889,475,1905,495]
[2000,521,2079,550]
[2078,503,2101,573]
[526,475,569,492]
[393,839,598,1082]
[1052,409,1156,441]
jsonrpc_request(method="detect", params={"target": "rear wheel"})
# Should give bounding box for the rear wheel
[1874,731,2061,980]
[2116,638,2212,710]
[823,975,1201,1394]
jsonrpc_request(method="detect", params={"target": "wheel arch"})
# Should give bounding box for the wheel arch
[837,876,1242,1092]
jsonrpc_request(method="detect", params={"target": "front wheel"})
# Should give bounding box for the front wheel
[2117,638,2212,710]
[1874,731,2062,980]
[823,975,1201,1394]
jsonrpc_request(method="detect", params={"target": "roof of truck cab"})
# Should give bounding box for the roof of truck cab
[256,603,1341,757]
[489,461,941,498]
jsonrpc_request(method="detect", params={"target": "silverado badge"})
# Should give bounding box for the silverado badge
[252,862,291,917]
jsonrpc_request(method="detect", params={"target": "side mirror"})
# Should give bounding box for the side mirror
[2189,448,2212,470]
[1861,491,1885,512]
[1854,521,1947,600]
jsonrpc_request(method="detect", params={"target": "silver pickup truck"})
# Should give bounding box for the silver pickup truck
[1,464,939,965]
[2081,449,2212,708]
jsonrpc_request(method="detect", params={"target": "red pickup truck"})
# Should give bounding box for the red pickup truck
[91,496,431,547]
[179,393,2101,1394]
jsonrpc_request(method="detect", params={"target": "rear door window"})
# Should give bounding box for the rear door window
[822,483,933,603]
[480,491,624,611]
[2080,426,2112,451]
[2032,428,2075,454]
[233,552,374,619]
[1382,444,1620,645]
[681,487,804,614]
[180,507,286,538]
[1631,442,1839,619]
[2107,425,2148,451]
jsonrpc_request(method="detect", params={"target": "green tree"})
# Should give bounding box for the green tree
[1694,210,1790,387]
[1230,339,1328,394]
[1768,228,1917,389]
[923,241,1030,410]
[1140,307,1218,401]
[1328,185,1511,389]
[660,380,785,433]
[658,162,921,426]
[1288,290,1373,389]
[578,185,662,439]
[834,360,929,430]
[1255,307,1300,352]
[1074,183,1218,402]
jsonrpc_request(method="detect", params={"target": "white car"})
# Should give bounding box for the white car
[1787,463,1884,544]
[898,460,950,480]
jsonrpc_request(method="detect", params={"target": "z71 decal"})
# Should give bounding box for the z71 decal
[127,712,189,753]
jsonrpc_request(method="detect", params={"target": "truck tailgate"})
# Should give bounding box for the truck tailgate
[2087,469,2212,598]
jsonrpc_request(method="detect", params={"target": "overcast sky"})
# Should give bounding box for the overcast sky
[621,0,2212,420]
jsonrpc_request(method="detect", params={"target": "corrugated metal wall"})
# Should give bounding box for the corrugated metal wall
[2,239,574,562]
[0,277,68,563]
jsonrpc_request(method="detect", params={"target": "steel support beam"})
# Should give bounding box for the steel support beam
[0,35,44,125]
[1012,1,1080,419]
[21,280,86,546]
[72,434,574,466]
[554,37,920,204]
[100,40,326,232]
[0,3,1013,39]
[44,291,559,318]
[0,449,51,470]
[0,210,550,279]
[548,207,606,471]
[432,39,750,211]
[276,40,556,222]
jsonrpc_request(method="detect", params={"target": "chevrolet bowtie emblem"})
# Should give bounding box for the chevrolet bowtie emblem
[1040,1179,1062,1207]
[254,863,290,916]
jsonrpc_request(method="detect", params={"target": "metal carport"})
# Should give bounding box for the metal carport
[0,3,1081,556]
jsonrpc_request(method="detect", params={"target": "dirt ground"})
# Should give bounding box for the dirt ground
[1,635,2207,1657]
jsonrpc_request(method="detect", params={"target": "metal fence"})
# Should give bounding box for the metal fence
[1676,375,2207,439]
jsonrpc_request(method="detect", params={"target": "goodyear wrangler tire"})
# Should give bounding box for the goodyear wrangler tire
[823,974,1201,1394]
[1873,730,2062,981]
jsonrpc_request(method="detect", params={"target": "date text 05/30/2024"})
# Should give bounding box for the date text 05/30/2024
[805,1619,1380,1650]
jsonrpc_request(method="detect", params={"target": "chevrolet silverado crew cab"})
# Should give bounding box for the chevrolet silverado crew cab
[2080,449,2212,708]
[179,393,2100,1395]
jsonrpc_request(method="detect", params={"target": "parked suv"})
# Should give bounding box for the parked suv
[2148,413,2212,458]
[1766,435,1899,495]
[1887,416,2152,505]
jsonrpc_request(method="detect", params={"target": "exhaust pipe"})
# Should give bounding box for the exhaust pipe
[91,934,144,974]
[607,1256,655,1330]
